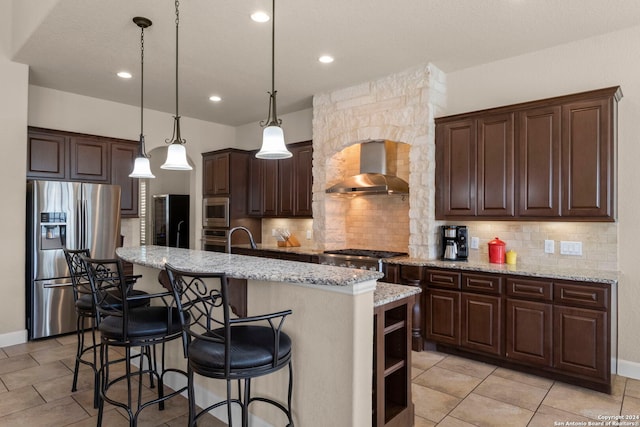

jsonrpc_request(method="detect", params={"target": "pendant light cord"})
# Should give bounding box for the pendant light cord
[174,0,179,119]
[140,23,145,146]
[260,0,281,128]
[166,0,185,145]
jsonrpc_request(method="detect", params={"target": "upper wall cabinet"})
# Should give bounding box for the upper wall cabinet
[248,140,313,218]
[435,86,622,221]
[202,149,251,219]
[27,127,140,218]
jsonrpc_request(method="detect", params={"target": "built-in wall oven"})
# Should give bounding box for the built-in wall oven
[202,197,230,228]
[201,228,228,253]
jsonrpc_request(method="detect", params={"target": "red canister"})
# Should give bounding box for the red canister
[488,237,506,264]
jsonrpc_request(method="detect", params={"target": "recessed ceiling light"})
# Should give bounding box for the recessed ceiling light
[250,11,270,22]
[318,55,334,64]
[117,71,132,79]
[209,95,222,102]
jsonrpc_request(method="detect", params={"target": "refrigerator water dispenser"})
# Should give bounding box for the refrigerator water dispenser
[39,212,66,250]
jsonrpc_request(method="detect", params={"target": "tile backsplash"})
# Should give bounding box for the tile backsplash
[452,221,617,271]
[261,218,315,248]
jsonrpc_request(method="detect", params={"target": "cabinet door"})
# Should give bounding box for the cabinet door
[27,129,67,180]
[202,155,216,196]
[212,153,230,195]
[437,119,476,217]
[460,293,502,355]
[517,106,561,217]
[561,98,614,219]
[110,142,139,218]
[426,289,460,346]
[278,156,295,217]
[262,160,278,216]
[247,156,264,216]
[477,113,514,217]
[69,137,109,182]
[506,299,552,367]
[553,306,608,381]
[293,142,313,216]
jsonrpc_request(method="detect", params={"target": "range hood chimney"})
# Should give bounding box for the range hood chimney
[326,140,409,195]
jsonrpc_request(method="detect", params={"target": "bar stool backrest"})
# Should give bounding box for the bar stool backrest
[63,248,92,303]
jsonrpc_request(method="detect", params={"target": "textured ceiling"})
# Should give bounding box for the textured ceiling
[12,0,640,126]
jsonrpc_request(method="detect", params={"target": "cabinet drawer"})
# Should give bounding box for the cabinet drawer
[554,282,609,310]
[506,278,552,301]
[426,269,460,290]
[462,273,502,295]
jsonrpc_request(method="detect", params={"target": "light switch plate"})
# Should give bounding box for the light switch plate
[470,237,479,249]
[560,241,583,256]
[544,240,555,254]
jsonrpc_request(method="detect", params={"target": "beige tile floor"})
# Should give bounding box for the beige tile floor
[1,334,639,426]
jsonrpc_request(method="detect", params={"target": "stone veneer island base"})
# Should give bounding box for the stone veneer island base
[117,245,383,427]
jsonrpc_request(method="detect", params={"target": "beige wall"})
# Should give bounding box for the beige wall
[444,25,640,377]
[0,0,29,342]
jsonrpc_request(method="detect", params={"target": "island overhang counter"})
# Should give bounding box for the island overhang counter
[116,245,383,427]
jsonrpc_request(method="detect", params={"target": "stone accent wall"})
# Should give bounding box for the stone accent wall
[312,63,446,257]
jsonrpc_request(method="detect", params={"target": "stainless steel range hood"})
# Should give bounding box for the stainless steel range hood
[326,140,409,195]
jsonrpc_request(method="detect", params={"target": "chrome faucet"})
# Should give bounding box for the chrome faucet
[227,226,257,253]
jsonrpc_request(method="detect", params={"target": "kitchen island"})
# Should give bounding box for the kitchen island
[117,245,384,427]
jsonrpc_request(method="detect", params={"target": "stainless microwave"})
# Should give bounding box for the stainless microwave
[202,197,230,228]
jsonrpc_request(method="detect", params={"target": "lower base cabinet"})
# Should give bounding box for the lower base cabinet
[422,267,612,393]
[506,299,553,367]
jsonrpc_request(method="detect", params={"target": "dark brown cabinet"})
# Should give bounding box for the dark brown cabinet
[248,141,313,218]
[436,86,622,221]
[373,295,415,427]
[69,136,109,182]
[410,266,612,393]
[202,149,252,219]
[561,98,615,219]
[111,142,139,217]
[203,152,231,196]
[27,127,140,218]
[230,246,319,264]
[27,130,67,179]
[517,106,561,217]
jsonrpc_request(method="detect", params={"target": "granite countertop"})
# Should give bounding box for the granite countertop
[117,245,383,287]
[374,282,421,307]
[232,244,324,256]
[384,256,618,285]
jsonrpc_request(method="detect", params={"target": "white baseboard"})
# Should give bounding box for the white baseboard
[618,358,640,380]
[0,330,27,348]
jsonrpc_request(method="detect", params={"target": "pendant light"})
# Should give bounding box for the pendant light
[161,0,192,170]
[129,17,155,179]
[256,0,292,159]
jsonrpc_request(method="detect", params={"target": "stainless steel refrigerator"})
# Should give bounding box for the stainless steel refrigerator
[26,180,121,340]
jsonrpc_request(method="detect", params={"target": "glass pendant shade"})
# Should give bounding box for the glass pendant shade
[129,156,155,178]
[161,143,192,170]
[256,125,292,159]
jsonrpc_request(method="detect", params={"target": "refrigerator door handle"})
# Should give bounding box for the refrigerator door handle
[82,199,88,249]
[43,282,73,289]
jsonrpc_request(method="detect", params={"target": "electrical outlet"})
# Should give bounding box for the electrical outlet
[560,241,583,256]
[306,229,312,240]
[271,229,277,237]
[470,237,479,249]
[544,240,555,254]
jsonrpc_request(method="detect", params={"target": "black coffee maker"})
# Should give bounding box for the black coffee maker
[441,225,468,261]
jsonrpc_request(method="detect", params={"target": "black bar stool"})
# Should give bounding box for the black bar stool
[63,248,150,409]
[164,263,294,427]
[82,256,187,427]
